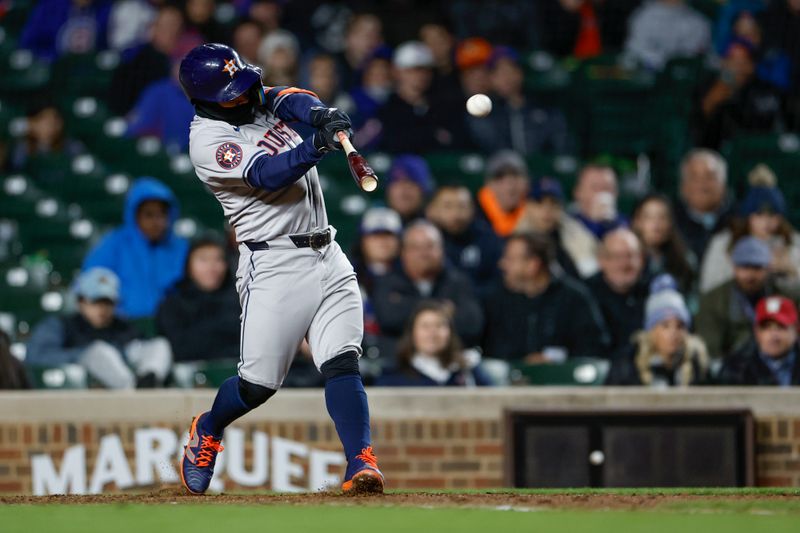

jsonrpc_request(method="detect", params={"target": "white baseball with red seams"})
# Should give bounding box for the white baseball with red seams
[466,93,492,117]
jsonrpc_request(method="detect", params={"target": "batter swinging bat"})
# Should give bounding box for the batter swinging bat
[337,131,378,192]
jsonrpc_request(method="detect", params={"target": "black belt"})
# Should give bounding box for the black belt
[244,228,331,251]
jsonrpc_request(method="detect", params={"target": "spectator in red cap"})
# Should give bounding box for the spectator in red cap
[720,296,800,386]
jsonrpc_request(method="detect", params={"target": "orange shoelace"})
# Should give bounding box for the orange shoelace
[355,446,378,469]
[196,436,224,467]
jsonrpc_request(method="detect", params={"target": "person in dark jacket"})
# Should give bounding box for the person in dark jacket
[156,238,240,363]
[375,41,469,153]
[468,46,570,155]
[720,295,800,386]
[426,184,503,297]
[482,232,609,364]
[372,221,484,358]
[515,177,579,278]
[376,301,490,387]
[606,275,710,387]
[82,177,189,319]
[673,148,734,262]
[26,268,173,388]
[0,329,30,390]
[586,228,649,357]
[695,237,800,360]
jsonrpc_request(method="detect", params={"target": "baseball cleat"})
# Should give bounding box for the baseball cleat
[342,446,384,495]
[180,412,224,495]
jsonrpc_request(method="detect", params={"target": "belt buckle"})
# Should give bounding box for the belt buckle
[309,230,328,250]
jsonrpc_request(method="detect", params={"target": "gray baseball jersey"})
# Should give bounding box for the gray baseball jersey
[189,111,327,242]
[188,112,362,389]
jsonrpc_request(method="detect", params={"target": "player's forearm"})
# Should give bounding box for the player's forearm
[265,87,323,124]
[246,139,324,191]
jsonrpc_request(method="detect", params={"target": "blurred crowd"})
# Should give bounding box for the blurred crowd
[1,0,800,390]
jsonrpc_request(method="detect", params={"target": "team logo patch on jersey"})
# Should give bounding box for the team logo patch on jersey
[216,142,243,169]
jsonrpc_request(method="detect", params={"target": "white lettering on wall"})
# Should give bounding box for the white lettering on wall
[271,437,309,493]
[89,434,135,494]
[226,428,269,487]
[31,445,87,496]
[29,428,342,495]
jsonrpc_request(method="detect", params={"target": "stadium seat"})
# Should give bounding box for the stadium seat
[27,365,88,389]
[172,359,240,388]
[52,51,118,102]
[511,357,611,386]
[0,49,50,95]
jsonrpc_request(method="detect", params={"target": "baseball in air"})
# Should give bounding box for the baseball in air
[466,94,492,117]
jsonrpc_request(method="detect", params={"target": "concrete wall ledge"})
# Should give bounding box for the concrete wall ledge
[1,387,798,423]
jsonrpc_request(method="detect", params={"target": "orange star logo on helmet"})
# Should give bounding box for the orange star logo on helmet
[222,59,239,78]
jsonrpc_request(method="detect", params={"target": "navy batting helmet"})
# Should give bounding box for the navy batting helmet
[179,43,263,103]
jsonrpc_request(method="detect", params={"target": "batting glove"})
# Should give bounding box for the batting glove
[313,120,353,152]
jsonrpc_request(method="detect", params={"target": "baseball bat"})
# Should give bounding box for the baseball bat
[337,131,378,192]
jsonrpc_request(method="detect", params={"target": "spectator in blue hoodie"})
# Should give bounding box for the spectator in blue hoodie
[126,64,195,151]
[83,177,189,319]
[20,0,113,61]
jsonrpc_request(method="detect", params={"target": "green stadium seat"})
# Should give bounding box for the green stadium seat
[63,96,113,142]
[53,51,118,101]
[0,49,50,95]
[425,153,486,192]
[28,365,88,389]
[172,359,239,388]
[511,357,611,386]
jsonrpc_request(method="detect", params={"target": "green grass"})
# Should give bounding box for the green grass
[3,503,799,533]
[4,489,800,533]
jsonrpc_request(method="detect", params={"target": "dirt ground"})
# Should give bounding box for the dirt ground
[2,488,799,510]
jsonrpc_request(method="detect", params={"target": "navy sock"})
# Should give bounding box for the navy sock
[324,374,371,477]
[201,376,251,438]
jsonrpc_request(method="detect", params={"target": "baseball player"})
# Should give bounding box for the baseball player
[177,43,383,495]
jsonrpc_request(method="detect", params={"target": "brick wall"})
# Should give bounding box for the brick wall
[1,389,799,494]
[754,417,800,486]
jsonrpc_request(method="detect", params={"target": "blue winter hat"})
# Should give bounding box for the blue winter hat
[529,177,564,202]
[388,155,435,195]
[730,236,772,267]
[644,274,691,330]
[740,164,786,216]
[740,186,786,216]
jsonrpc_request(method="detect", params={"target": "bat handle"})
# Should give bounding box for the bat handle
[337,131,356,155]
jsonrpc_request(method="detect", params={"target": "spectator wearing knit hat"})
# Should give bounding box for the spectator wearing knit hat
[720,296,800,386]
[699,165,800,294]
[696,237,800,360]
[606,275,710,387]
[385,155,435,225]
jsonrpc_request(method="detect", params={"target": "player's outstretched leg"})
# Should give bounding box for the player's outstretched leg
[321,351,384,494]
[181,376,275,494]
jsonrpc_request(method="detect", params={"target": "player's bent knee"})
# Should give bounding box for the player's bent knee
[320,350,360,380]
[237,378,276,408]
